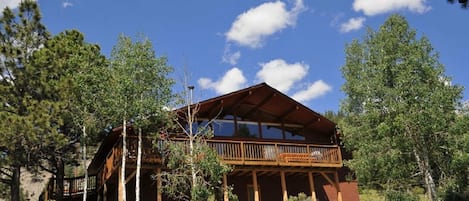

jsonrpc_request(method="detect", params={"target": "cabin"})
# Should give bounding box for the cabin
[42,83,359,201]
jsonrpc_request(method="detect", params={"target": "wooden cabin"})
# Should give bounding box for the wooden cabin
[42,83,359,201]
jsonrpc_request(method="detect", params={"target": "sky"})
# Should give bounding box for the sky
[2,0,468,113]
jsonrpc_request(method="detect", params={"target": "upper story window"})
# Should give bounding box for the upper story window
[261,123,283,139]
[200,117,307,141]
[236,121,259,138]
[284,128,305,141]
[212,119,235,137]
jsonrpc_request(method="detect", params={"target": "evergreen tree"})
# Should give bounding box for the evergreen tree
[0,1,50,200]
[340,15,463,201]
[28,29,107,201]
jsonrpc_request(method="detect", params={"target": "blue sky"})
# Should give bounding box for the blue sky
[3,0,468,113]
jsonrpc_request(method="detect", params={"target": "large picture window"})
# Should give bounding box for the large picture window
[236,121,259,138]
[261,123,283,139]
[285,129,305,140]
[212,120,235,137]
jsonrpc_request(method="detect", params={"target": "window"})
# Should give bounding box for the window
[236,121,259,138]
[212,120,235,137]
[285,129,305,141]
[185,120,210,136]
[261,123,283,139]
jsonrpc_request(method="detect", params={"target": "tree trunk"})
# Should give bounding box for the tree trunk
[136,127,142,201]
[56,157,65,201]
[413,147,438,201]
[120,118,127,201]
[83,125,88,201]
[187,92,197,192]
[10,165,21,201]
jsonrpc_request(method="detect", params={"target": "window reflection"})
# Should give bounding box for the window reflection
[261,123,283,139]
[285,128,305,140]
[237,122,259,138]
[212,120,235,137]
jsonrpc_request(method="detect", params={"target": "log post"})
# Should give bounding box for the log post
[252,171,259,201]
[308,172,317,201]
[280,171,288,201]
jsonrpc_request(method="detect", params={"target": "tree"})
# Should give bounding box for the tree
[0,1,50,200]
[28,29,107,201]
[448,0,468,8]
[340,15,463,201]
[106,34,174,201]
[157,85,236,201]
[442,112,469,199]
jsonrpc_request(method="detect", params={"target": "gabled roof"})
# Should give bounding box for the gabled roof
[177,82,336,135]
[88,83,336,174]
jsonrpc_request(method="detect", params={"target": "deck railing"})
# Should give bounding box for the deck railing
[97,137,342,185]
[44,175,97,200]
[206,139,342,167]
[98,136,161,186]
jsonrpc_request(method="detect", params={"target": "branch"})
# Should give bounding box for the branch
[38,163,56,175]
[0,178,11,185]
[0,168,12,178]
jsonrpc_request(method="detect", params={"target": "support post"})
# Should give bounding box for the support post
[280,171,288,201]
[118,167,124,201]
[334,172,343,201]
[103,182,107,201]
[223,174,229,201]
[252,171,259,201]
[157,168,162,201]
[308,172,317,201]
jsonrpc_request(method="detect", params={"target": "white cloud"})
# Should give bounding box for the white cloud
[62,1,73,8]
[198,68,247,94]
[222,46,241,65]
[0,0,28,11]
[226,0,305,48]
[292,80,332,102]
[256,59,308,93]
[340,17,366,33]
[353,0,430,16]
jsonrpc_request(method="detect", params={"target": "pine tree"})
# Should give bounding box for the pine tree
[27,29,107,201]
[0,1,50,200]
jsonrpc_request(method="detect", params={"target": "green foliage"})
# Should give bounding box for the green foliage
[288,192,312,201]
[441,114,469,197]
[105,34,175,130]
[158,137,233,201]
[340,14,463,200]
[322,110,345,123]
[24,29,108,201]
[0,1,50,200]
[384,190,419,201]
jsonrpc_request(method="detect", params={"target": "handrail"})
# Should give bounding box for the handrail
[97,137,342,184]
[45,175,97,199]
[165,138,342,166]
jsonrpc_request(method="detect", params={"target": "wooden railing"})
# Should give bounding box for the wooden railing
[43,175,97,200]
[96,137,342,186]
[97,136,161,186]
[207,140,342,167]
